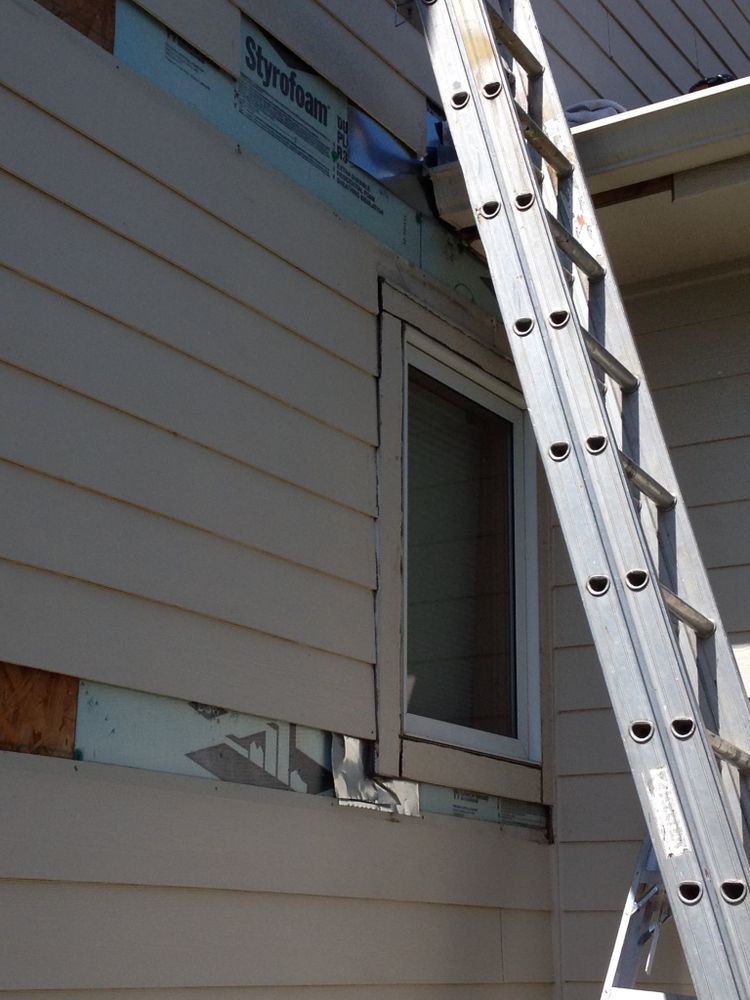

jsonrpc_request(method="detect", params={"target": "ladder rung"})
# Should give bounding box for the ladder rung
[582,331,640,393]
[515,104,573,177]
[660,586,716,639]
[618,453,676,511]
[547,212,606,279]
[486,5,544,78]
[707,730,750,775]
[605,989,693,999]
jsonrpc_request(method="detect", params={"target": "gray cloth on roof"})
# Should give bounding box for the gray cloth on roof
[565,99,626,125]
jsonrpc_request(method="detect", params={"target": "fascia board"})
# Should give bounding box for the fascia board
[573,77,750,194]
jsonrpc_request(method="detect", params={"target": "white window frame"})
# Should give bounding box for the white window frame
[402,331,540,764]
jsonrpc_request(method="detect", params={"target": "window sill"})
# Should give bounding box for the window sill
[400,737,543,802]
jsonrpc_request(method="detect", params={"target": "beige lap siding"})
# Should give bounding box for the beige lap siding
[553,263,750,997]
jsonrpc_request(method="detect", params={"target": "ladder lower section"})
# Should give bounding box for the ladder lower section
[416,1,750,998]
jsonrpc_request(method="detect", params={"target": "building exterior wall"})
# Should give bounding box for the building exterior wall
[552,260,750,997]
[0,2,553,996]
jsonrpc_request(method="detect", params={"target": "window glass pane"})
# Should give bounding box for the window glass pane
[406,366,516,738]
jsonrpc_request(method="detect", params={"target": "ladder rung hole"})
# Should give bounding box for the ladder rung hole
[482,81,502,99]
[678,881,703,905]
[670,717,696,740]
[479,200,501,219]
[549,309,570,328]
[629,720,654,743]
[451,90,470,109]
[586,435,608,455]
[720,880,747,904]
[515,192,535,211]
[625,569,649,591]
[513,317,535,336]
[548,442,570,462]
[587,575,610,596]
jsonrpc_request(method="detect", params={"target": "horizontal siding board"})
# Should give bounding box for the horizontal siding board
[0,0,379,317]
[0,753,551,910]
[537,0,648,108]
[597,0,703,95]
[0,883,504,989]
[0,91,377,381]
[626,266,750,333]
[0,256,376,450]
[691,501,750,570]
[558,841,642,911]
[653,375,750,447]
[672,436,750,507]
[672,0,749,75]
[0,463,374,663]
[0,562,375,736]
[132,0,241,77]
[232,0,426,152]
[0,988,554,1000]
[553,586,591,649]
[561,910,689,986]
[0,258,377,444]
[636,312,750,388]
[0,365,375,588]
[557,774,643,842]
[556,709,627,777]
[0,185,376,515]
[500,911,553,983]
[554,646,608,713]
[323,0,439,101]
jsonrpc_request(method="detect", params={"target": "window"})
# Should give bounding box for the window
[403,340,539,762]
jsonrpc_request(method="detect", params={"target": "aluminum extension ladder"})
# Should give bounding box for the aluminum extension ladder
[415,1,750,997]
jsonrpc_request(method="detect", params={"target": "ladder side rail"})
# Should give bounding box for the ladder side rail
[418,2,750,996]
[509,0,750,841]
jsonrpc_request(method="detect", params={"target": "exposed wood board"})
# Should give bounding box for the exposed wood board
[555,709,627,777]
[0,90,377,378]
[231,0,426,153]
[0,463,375,664]
[0,188,377,517]
[554,647,608,714]
[0,561,375,737]
[0,753,552,909]
[0,1,380,317]
[34,0,115,50]
[374,313,405,778]
[500,911,553,984]
[558,841,642,911]
[132,0,241,77]
[0,257,376,451]
[0,885,505,989]
[319,0,439,103]
[556,775,643,843]
[0,662,77,756]
[401,738,542,802]
[0,366,375,590]
[652,375,750,447]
